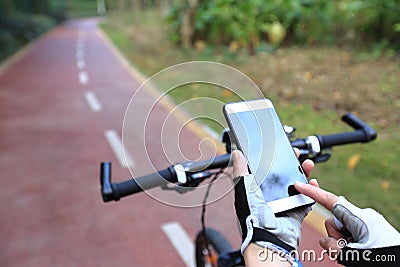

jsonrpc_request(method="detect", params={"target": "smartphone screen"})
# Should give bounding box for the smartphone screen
[224,99,314,212]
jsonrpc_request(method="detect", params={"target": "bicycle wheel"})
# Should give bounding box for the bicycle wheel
[195,228,233,267]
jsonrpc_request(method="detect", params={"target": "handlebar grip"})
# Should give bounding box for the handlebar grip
[110,179,142,201]
[100,162,113,202]
[183,153,231,171]
[104,168,175,202]
[342,113,377,141]
[317,131,369,148]
[317,113,377,148]
[342,113,368,130]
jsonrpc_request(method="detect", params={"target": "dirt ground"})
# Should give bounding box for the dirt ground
[243,47,400,131]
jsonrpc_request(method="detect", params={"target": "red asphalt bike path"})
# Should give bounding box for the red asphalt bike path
[0,18,339,267]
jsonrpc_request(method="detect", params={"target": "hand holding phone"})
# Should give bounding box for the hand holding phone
[223,99,314,214]
[225,99,315,255]
[232,150,314,255]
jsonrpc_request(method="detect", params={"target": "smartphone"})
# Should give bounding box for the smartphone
[223,99,314,214]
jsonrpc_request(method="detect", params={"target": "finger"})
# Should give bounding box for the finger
[294,147,314,177]
[294,147,300,157]
[232,150,249,177]
[319,237,342,257]
[294,182,339,211]
[302,159,314,178]
[308,178,319,187]
[325,218,345,240]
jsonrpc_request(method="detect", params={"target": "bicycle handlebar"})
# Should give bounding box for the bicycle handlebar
[100,113,377,202]
[318,113,376,147]
[100,153,232,201]
[290,113,376,150]
[101,164,172,201]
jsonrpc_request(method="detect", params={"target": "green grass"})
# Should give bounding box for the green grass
[65,0,99,18]
[100,10,400,229]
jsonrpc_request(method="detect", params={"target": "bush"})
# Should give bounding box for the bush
[165,0,340,53]
[31,14,56,33]
[341,0,400,49]
[165,0,400,53]
[0,14,56,61]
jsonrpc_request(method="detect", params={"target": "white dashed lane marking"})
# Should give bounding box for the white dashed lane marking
[104,130,135,168]
[76,28,86,71]
[78,71,89,85]
[84,91,102,112]
[161,222,195,267]
[76,60,85,69]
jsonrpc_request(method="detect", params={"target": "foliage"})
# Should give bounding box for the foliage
[0,0,100,61]
[165,0,288,54]
[65,0,99,18]
[339,0,400,49]
[0,0,68,21]
[0,14,57,60]
[165,0,400,53]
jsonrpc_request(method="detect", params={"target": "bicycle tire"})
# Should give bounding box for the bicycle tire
[195,228,233,267]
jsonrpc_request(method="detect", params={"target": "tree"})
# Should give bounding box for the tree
[181,0,200,48]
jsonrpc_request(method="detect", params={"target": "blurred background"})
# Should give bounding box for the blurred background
[1,0,399,238]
